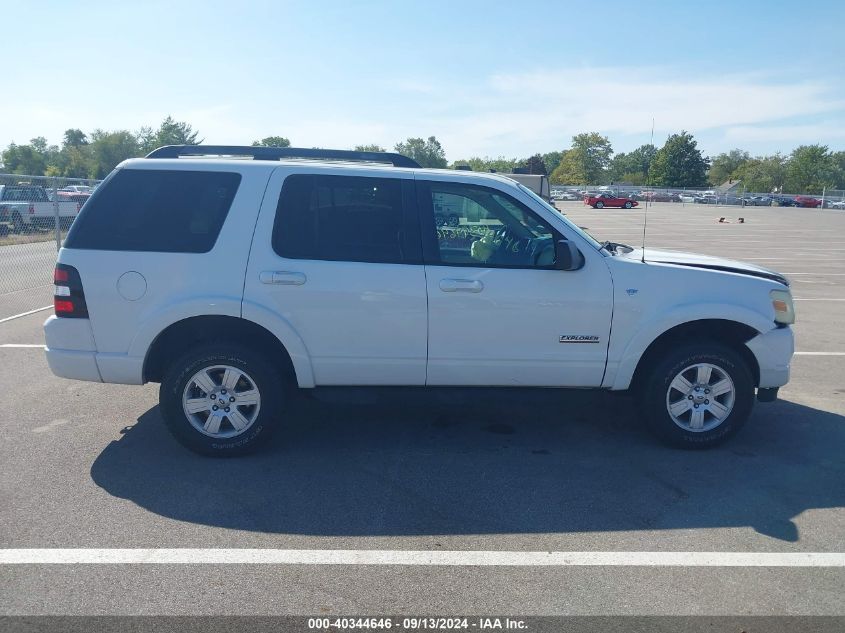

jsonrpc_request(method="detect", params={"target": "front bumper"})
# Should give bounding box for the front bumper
[745,326,794,389]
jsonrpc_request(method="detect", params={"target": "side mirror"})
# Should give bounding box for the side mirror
[555,239,585,271]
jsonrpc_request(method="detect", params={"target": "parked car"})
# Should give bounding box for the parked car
[552,190,580,201]
[45,144,794,455]
[0,184,82,232]
[793,196,822,208]
[636,191,681,203]
[741,196,772,206]
[771,195,798,207]
[583,193,639,209]
[827,200,845,209]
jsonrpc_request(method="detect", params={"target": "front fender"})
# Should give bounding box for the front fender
[605,302,774,390]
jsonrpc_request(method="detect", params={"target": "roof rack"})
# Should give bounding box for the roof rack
[145,145,421,168]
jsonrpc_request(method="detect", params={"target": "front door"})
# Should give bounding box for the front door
[418,179,613,387]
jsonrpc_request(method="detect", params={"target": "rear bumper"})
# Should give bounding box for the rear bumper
[45,347,102,382]
[745,326,794,389]
[43,315,143,384]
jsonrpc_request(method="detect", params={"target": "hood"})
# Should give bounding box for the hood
[623,248,789,286]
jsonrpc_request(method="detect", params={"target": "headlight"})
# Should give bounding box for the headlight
[770,289,795,325]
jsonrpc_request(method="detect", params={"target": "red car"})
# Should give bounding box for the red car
[794,196,822,208]
[584,193,639,209]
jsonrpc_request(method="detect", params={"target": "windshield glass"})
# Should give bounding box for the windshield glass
[517,183,603,250]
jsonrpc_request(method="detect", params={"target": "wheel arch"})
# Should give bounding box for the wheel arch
[143,313,314,387]
[627,319,761,393]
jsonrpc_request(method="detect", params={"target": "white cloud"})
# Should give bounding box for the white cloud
[425,67,845,157]
[2,66,842,159]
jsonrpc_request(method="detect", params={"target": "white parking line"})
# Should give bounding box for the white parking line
[794,298,845,301]
[0,305,52,324]
[794,352,845,356]
[0,549,842,567]
[0,344,45,348]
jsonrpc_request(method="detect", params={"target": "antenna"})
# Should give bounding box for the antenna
[641,118,655,263]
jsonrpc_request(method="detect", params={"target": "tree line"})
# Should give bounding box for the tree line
[2,119,843,194]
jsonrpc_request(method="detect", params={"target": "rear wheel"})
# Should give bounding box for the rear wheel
[11,211,23,233]
[637,342,754,448]
[595,201,604,209]
[160,343,286,456]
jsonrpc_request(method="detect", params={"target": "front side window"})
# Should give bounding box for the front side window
[424,182,557,268]
[272,174,411,264]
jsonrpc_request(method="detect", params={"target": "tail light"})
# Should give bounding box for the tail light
[53,264,88,318]
[28,203,35,215]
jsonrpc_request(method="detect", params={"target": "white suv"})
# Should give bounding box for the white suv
[44,145,795,455]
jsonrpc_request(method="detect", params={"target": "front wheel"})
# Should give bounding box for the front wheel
[160,344,286,456]
[623,201,633,209]
[595,201,604,209]
[637,342,754,448]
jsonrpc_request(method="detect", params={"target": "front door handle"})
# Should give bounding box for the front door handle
[439,278,484,293]
[259,271,306,285]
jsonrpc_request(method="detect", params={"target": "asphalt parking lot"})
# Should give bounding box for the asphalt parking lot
[1,203,843,617]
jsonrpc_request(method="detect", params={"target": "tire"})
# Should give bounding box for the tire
[447,214,460,227]
[11,211,23,234]
[623,201,633,209]
[595,201,604,209]
[637,342,754,449]
[159,343,287,456]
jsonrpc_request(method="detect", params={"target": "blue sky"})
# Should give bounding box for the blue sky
[3,0,844,160]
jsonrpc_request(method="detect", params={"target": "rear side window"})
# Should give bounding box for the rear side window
[272,174,414,264]
[64,169,241,252]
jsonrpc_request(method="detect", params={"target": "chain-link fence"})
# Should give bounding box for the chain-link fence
[0,173,101,320]
[551,184,845,209]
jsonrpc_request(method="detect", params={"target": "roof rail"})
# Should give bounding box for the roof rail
[145,145,421,168]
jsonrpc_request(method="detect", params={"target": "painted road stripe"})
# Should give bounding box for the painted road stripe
[0,549,842,567]
[794,352,845,356]
[0,343,45,348]
[794,298,845,301]
[0,305,52,324]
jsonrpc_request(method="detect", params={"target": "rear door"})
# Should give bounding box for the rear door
[244,166,428,386]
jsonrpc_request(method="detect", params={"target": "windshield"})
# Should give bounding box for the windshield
[517,183,603,250]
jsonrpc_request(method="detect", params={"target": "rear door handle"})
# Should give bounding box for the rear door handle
[259,271,306,285]
[439,278,484,293]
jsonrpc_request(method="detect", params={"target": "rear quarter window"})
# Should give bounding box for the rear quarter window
[64,169,241,253]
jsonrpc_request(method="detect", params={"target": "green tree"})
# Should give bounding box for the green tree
[519,154,547,175]
[253,136,291,147]
[550,133,612,184]
[732,154,787,193]
[353,144,386,152]
[139,116,200,153]
[1,141,48,175]
[450,156,518,172]
[708,149,750,185]
[608,144,657,183]
[394,136,447,168]
[649,131,709,187]
[88,130,140,178]
[63,129,88,148]
[540,151,563,175]
[784,145,838,194]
